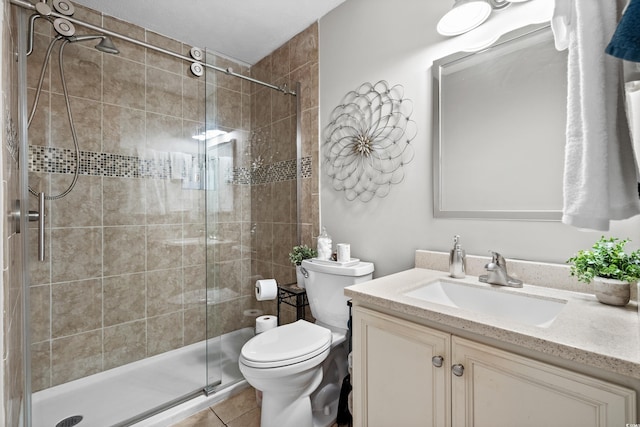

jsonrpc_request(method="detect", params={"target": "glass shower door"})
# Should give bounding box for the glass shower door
[21,4,214,422]
[203,47,256,392]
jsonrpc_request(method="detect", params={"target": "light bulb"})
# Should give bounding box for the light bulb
[437,0,492,36]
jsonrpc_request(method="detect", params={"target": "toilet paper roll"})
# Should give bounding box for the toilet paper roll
[255,279,278,301]
[337,243,351,263]
[255,315,278,334]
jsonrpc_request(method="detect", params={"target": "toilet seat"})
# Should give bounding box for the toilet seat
[241,320,332,369]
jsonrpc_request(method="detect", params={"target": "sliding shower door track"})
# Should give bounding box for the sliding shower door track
[10,0,297,95]
[113,389,204,427]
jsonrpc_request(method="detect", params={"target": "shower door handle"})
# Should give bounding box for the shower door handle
[28,192,45,261]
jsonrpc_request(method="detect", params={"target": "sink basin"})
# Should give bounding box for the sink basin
[403,279,567,327]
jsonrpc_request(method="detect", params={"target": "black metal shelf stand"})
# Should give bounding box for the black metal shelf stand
[277,283,309,325]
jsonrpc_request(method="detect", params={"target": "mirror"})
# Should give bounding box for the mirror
[433,24,568,220]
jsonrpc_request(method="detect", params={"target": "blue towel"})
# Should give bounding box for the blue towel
[606,0,640,62]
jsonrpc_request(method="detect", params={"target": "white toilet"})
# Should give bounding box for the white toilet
[239,259,374,427]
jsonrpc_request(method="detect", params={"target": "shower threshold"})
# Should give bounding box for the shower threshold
[32,327,254,427]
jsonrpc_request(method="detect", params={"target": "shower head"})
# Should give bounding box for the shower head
[95,37,119,55]
[66,34,120,54]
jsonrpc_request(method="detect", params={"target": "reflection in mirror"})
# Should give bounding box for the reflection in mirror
[433,24,568,220]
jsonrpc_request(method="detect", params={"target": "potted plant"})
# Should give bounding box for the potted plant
[567,236,640,306]
[289,244,317,288]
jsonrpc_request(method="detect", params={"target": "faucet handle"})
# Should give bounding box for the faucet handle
[482,251,523,288]
[488,251,506,267]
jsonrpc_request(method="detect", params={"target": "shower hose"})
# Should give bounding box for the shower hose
[28,35,81,201]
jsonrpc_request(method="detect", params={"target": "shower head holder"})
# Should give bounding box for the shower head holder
[65,34,120,54]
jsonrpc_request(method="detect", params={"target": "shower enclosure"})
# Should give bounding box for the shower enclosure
[13,0,304,425]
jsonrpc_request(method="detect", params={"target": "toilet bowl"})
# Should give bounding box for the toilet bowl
[239,320,332,427]
[309,331,348,426]
[239,260,374,427]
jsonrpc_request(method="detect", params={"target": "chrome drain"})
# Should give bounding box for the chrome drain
[55,415,83,427]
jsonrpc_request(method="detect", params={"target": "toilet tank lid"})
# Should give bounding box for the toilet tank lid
[301,259,374,276]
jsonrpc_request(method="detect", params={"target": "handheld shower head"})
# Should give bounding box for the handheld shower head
[66,34,120,54]
[95,37,119,55]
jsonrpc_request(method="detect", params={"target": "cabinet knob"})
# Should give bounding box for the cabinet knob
[452,363,465,377]
[432,355,444,368]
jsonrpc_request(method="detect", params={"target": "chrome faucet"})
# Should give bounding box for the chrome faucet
[479,251,523,288]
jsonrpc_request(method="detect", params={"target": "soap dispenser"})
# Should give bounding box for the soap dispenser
[449,235,466,278]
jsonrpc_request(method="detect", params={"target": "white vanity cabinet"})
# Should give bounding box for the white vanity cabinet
[353,306,636,427]
[352,305,451,427]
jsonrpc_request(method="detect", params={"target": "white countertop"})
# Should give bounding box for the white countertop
[345,267,640,379]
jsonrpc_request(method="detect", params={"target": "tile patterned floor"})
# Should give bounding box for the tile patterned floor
[171,387,259,427]
[171,387,340,427]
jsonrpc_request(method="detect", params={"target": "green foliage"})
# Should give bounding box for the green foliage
[289,245,317,266]
[567,237,640,284]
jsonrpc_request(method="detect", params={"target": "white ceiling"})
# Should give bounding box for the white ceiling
[71,0,346,65]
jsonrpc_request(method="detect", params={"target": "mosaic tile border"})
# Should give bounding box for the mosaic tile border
[29,145,183,179]
[234,157,312,185]
[300,157,312,179]
[29,145,312,185]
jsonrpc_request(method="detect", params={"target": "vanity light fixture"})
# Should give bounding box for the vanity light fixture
[437,0,520,37]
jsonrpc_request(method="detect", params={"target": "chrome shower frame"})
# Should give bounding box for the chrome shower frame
[18,10,33,427]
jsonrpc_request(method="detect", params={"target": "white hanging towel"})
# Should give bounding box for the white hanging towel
[553,0,640,231]
[625,80,640,179]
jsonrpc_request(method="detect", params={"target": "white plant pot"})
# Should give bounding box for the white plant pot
[593,277,631,306]
[296,265,306,288]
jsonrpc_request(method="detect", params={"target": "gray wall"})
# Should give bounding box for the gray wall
[319,0,640,278]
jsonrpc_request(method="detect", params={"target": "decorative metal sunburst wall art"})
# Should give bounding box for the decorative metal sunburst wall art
[323,81,417,202]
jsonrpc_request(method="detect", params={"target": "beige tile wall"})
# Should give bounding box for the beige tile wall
[3,2,23,427]
[250,23,319,326]
[24,4,319,394]
[26,4,251,391]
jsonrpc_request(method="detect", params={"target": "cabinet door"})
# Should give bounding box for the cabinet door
[451,336,636,427]
[353,306,451,427]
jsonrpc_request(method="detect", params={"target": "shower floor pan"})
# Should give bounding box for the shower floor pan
[32,327,254,427]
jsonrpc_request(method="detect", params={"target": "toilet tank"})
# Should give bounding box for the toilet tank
[301,260,374,332]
